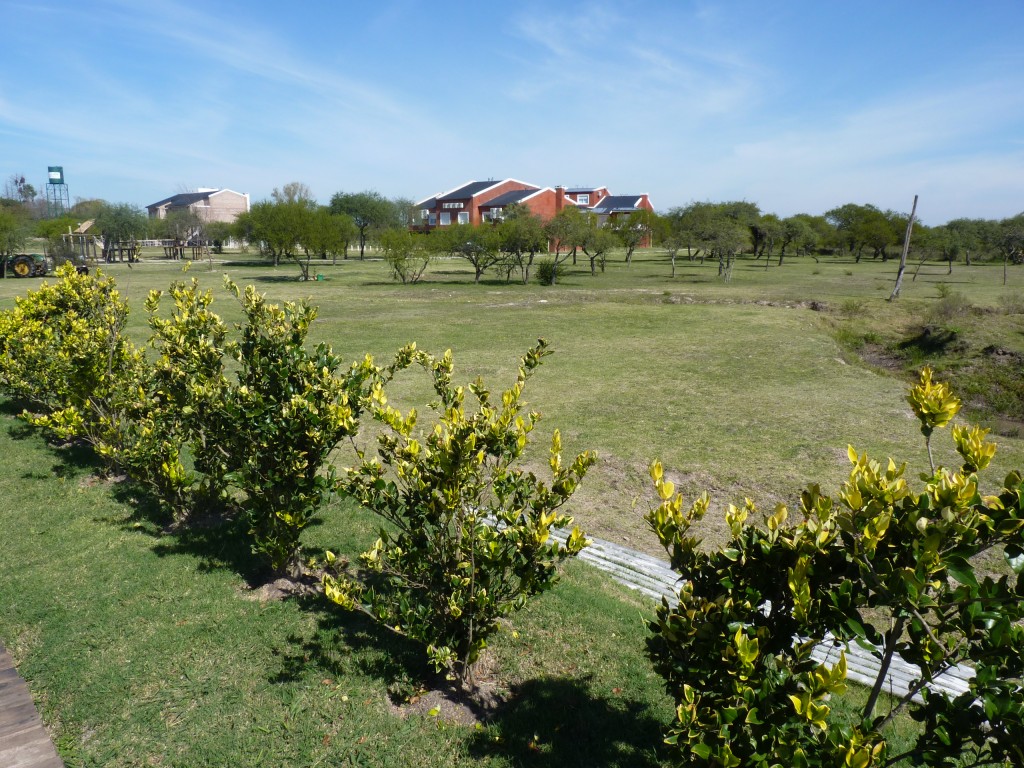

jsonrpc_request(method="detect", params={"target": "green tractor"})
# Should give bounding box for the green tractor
[2,252,89,278]
[4,253,52,278]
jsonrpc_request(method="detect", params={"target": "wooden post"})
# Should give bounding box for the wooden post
[888,194,918,301]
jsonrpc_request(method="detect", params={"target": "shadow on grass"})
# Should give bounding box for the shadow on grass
[147,508,273,586]
[270,602,666,768]
[467,675,665,768]
[271,601,433,695]
[0,398,27,418]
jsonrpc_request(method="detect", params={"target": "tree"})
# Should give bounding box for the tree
[325,341,595,684]
[582,226,619,276]
[238,200,312,268]
[3,174,36,205]
[328,191,397,259]
[997,213,1024,285]
[612,209,658,265]
[433,222,502,282]
[95,203,147,261]
[646,368,1024,767]
[205,221,233,254]
[0,207,29,278]
[752,213,784,268]
[666,201,754,273]
[945,219,991,266]
[69,198,109,220]
[825,203,903,262]
[779,215,817,264]
[299,208,357,265]
[0,207,28,256]
[378,227,432,283]
[496,203,546,283]
[390,196,417,228]
[544,206,589,283]
[271,181,315,206]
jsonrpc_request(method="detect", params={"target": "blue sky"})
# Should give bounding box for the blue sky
[2,0,1022,224]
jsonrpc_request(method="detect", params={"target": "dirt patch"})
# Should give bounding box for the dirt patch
[241,573,321,602]
[389,652,508,727]
[78,472,128,488]
[858,342,904,373]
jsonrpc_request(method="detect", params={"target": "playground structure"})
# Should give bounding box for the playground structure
[157,236,211,261]
[101,240,139,263]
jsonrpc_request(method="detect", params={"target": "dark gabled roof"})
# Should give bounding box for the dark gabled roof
[416,196,438,210]
[480,189,542,207]
[147,191,212,209]
[589,195,644,214]
[437,181,501,201]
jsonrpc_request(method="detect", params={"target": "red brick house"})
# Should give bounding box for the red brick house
[413,179,653,234]
[414,179,539,229]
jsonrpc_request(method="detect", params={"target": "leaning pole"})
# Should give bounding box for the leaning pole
[888,194,919,301]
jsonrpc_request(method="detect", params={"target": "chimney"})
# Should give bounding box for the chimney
[556,186,566,212]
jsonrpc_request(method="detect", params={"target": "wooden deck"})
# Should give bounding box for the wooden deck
[0,642,63,768]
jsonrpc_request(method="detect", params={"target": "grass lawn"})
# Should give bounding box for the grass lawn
[0,246,1019,765]
[4,246,1018,549]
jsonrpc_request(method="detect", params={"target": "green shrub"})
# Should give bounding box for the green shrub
[998,293,1024,315]
[929,291,973,325]
[0,264,146,452]
[220,278,375,575]
[535,258,556,285]
[325,340,595,683]
[104,277,234,522]
[838,298,866,318]
[646,368,1024,767]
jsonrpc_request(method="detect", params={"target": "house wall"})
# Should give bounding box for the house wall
[204,191,250,223]
[566,187,609,207]
[146,190,250,223]
[522,189,560,221]
[467,180,536,225]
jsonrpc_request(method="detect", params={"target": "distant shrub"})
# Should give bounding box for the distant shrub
[930,291,973,325]
[838,298,866,318]
[935,282,954,299]
[535,259,556,285]
[998,293,1024,315]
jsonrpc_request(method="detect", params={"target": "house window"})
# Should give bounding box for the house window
[428,214,437,226]
[420,209,430,220]
[458,211,469,225]
[440,212,451,226]
[577,194,590,205]
[443,202,464,209]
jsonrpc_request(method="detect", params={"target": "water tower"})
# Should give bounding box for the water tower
[45,166,70,218]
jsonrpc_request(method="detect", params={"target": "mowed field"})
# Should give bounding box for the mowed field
[4,246,1021,551]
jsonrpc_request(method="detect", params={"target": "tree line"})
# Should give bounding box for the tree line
[2,171,1022,283]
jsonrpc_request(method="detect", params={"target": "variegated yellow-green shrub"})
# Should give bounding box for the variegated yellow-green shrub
[101,276,234,523]
[218,277,377,575]
[325,340,595,684]
[647,368,1024,767]
[0,263,146,452]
